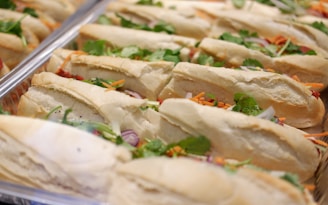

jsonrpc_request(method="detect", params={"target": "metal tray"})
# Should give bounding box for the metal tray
[0,0,327,204]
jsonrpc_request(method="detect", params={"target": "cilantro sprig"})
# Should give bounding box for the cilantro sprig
[311,21,328,36]
[232,93,263,116]
[132,135,211,159]
[0,0,38,18]
[136,0,163,7]
[116,13,175,34]
[219,29,316,57]
[0,14,28,46]
[82,40,182,64]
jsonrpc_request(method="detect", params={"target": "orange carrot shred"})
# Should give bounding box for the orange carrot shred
[58,51,87,71]
[110,79,125,86]
[312,139,328,147]
[303,83,324,88]
[304,184,316,191]
[304,131,328,138]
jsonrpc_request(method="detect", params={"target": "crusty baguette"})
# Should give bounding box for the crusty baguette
[109,157,316,205]
[0,115,131,201]
[159,62,325,129]
[17,72,158,139]
[208,10,328,54]
[105,1,211,39]
[77,24,197,61]
[157,98,319,181]
[198,37,328,91]
[46,48,175,100]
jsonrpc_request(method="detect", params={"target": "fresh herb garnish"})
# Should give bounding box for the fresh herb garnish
[311,21,328,35]
[116,13,176,34]
[136,0,163,7]
[23,7,38,18]
[232,0,246,8]
[0,106,10,115]
[82,40,109,56]
[197,53,224,67]
[133,135,211,159]
[232,93,263,116]
[0,0,16,10]
[219,30,316,57]
[82,40,182,64]
[97,14,112,25]
[242,58,263,68]
[84,78,124,89]
[170,135,211,156]
[280,172,304,191]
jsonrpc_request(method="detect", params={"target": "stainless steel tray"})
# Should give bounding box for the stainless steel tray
[0,0,327,204]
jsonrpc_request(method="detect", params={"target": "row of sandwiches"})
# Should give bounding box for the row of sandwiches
[2,0,328,204]
[0,0,85,75]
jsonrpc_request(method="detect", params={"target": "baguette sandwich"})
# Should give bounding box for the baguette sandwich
[109,157,317,205]
[17,72,159,139]
[157,98,320,181]
[104,1,211,39]
[159,62,325,129]
[0,114,131,202]
[45,48,175,100]
[197,36,328,91]
[208,10,328,53]
[77,24,197,61]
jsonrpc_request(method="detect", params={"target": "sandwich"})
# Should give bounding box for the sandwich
[159,62,325,129]
[17,72,159,139]
[77,24,198,61]
[45,48,175,100]
[0,114,131,202]
[104,1,212,39]
[109,157,317,205]
[156,97,321,181]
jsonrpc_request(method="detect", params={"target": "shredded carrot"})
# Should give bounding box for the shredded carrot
[266,35,288,45]
[312,139,328,147]
[191,92,205,100]
[278,117,286,122]
[310,2,328,17]
[304,131,328,138]
[166,146,186,157]
[101,79,125,91]
[41,19,61,31]
[291,75,301,82]
[264,68,276,73]
[303,83,324,89]
[58,50,86,70]
[110,79,125,87]
[101,82,115,91]
[303,184,316,191]
[214,157,226,165]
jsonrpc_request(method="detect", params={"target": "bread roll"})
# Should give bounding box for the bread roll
[105,1,211,39]
[77,24,197,61]
[0,115,131,201]
[17,72,158,139]
[46,48,175,100]
[159,62,325,129]
[198,37,328,91]
[109,157,316,205]
[158,98,319,181]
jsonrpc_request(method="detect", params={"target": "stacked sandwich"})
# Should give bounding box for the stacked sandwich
[2,0,328,204]
[0,0,85,77]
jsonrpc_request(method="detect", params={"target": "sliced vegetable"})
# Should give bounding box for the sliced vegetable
[136,0,163,7]
[232,93,263,116]
[218,30,316,57]
[116,13,175,34]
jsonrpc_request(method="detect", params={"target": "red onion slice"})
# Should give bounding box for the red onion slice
[244,37,269,47]
[124,90,143,99]
[121,129,139,147]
